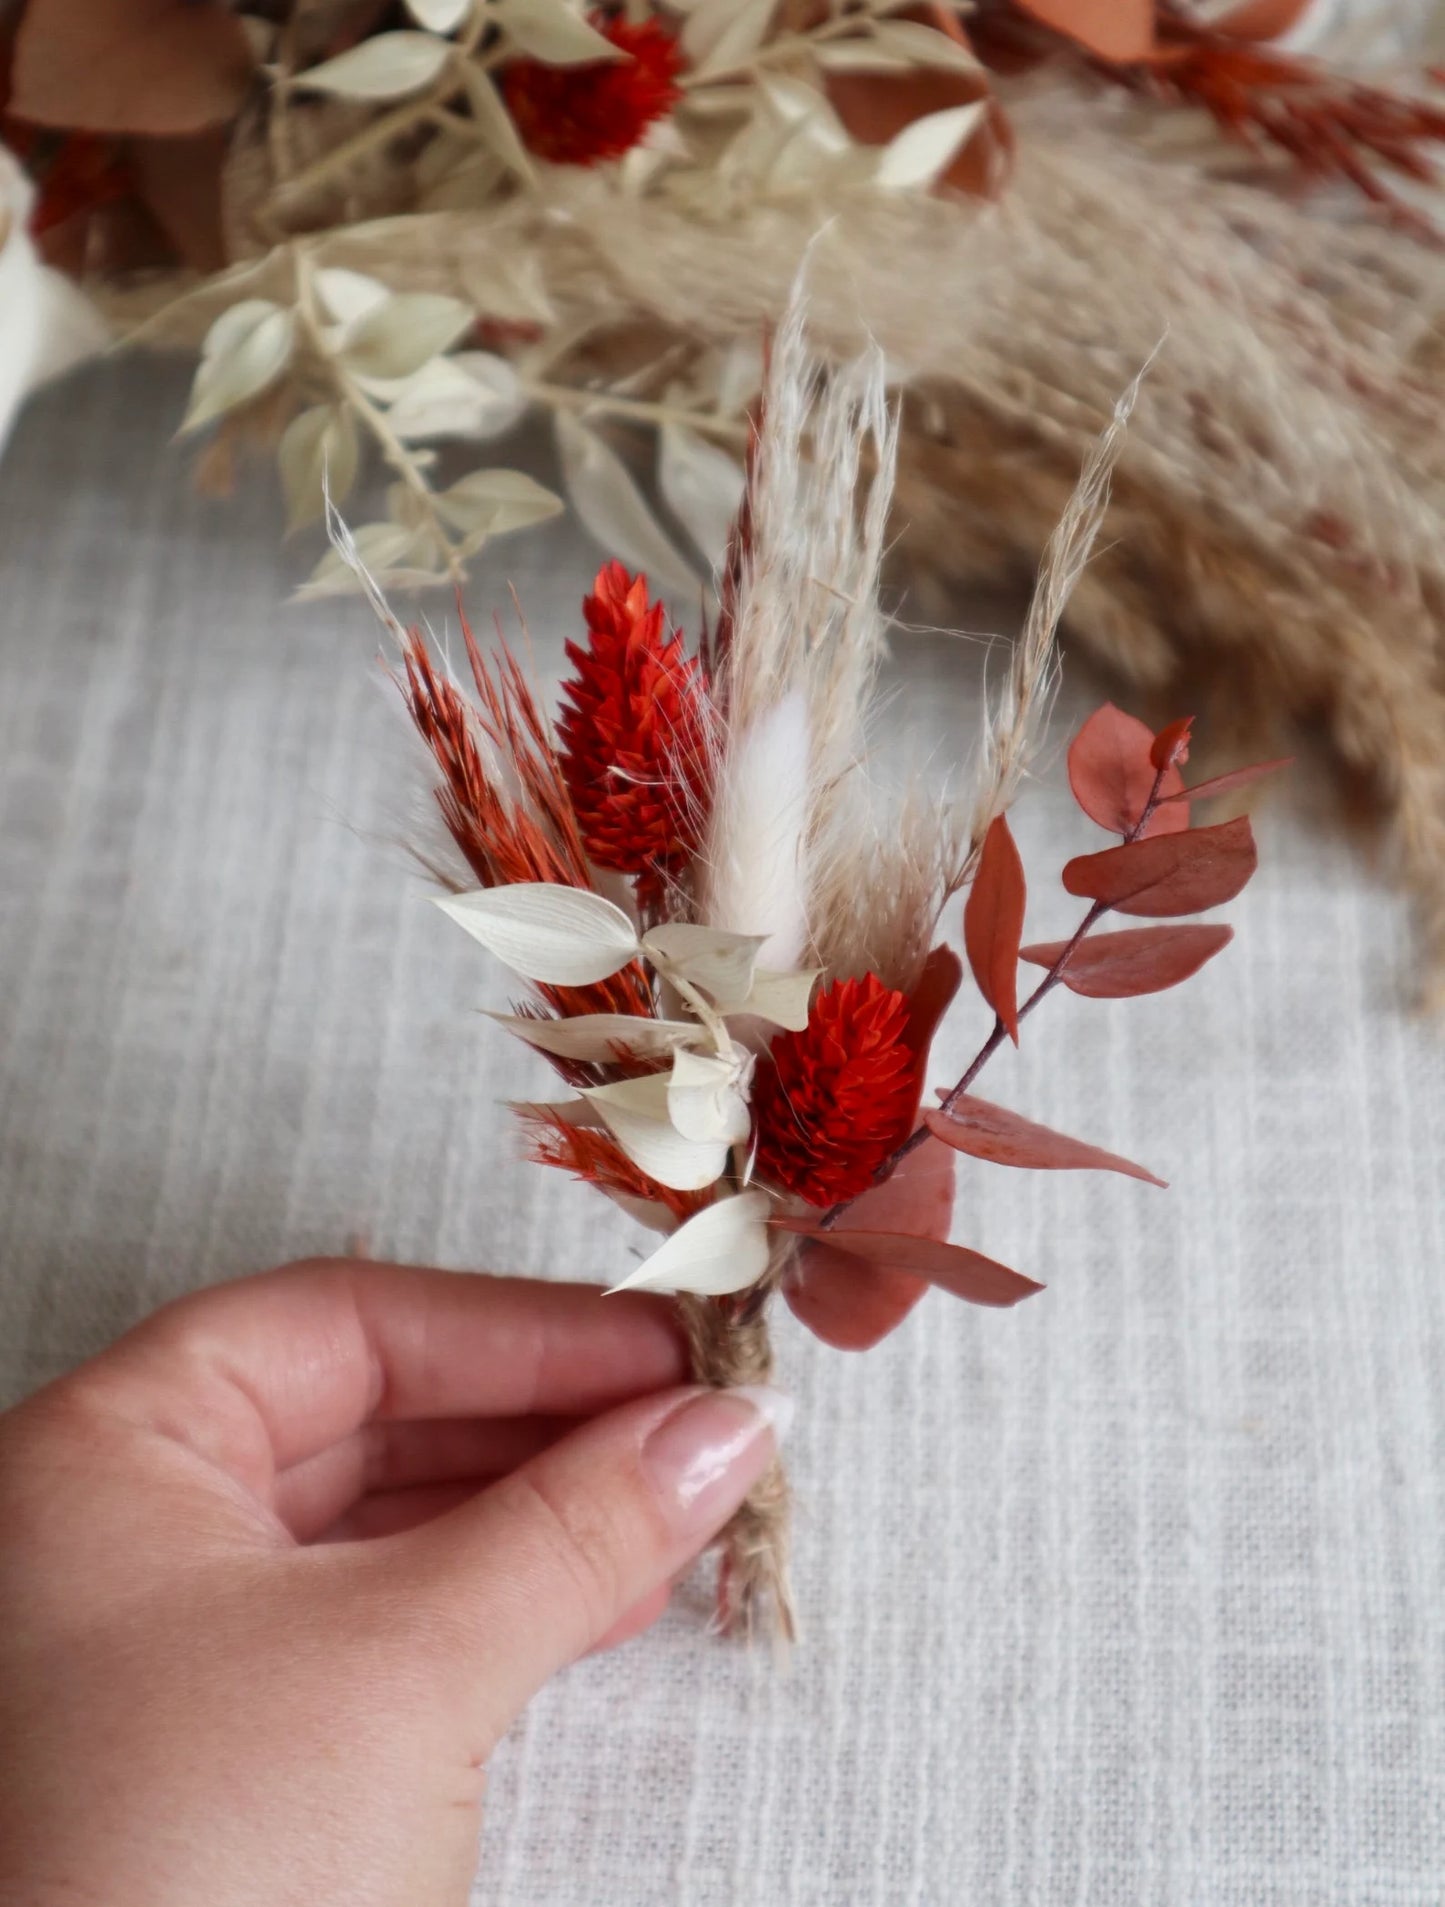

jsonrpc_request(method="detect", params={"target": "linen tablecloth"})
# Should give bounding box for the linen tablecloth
[1,360,1441,1906]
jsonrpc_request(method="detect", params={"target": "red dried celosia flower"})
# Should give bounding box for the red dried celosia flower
[753,974,920,1208]
[557,561,713,909]
[501,15,683,168]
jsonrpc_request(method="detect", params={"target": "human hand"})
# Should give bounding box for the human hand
[0,1259,788,1907]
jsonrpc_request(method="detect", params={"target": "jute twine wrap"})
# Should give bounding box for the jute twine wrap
[677,1271,797,1645]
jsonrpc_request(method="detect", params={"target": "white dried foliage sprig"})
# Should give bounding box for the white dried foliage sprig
[433,880,817,1290]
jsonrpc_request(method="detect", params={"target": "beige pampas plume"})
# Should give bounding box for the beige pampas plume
[701,273,1145,999]
[700,280,924,988]
[956,365,1145,887]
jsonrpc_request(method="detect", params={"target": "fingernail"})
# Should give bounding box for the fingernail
[642,1386,793,1534]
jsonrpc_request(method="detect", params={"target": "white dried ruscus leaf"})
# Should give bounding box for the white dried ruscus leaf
[873,100,986,190]
[404,0,471,32]
[665,1048,752,1146]
[491,0,624,63]
[182,300,295,433]
[383,354,527,442]
[278,404,359,532]
[339,294,475,381]
[658,423,746,567]
[584,1074,730,1192]
[436,468,564,541]
[642,923,766,1009]
[436,884,641,984]
[486,1013,702,1062]
[295,33,451,101]
[608,1191,772,1296]
[555,412,698,598]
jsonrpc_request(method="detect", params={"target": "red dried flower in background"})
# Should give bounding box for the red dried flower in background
[753,974,920,1208]
[557,561,713,909]
[501,14,683,168]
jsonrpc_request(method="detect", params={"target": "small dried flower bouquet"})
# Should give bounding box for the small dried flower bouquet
[369,308,1283,1640]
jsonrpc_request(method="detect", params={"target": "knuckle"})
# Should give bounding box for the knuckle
[505,1467,638,1640]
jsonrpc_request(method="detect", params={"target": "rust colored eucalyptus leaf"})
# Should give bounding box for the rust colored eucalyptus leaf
[1068,703,1189,837]
[1020,923,1233,998]
[964,814,1026,1041]
[780,1217,1042,1309]
[1159,758,1294,805]
[12,0,254,136]
[783,1136,956,1350]
[1012,0,1155,64]
[902,944,963,1074]
[925,1097,1165,1186]
[126,131,229,271]
[1062,815,1257,917]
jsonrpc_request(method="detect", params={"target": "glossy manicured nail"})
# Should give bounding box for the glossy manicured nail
[641,1385,793,1533]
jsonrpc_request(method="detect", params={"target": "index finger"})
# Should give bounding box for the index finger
[63,1259,688,1489]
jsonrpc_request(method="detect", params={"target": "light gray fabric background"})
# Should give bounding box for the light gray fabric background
[1,359,1442,1906]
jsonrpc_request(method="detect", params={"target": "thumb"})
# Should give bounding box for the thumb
[395,1383,791,1735]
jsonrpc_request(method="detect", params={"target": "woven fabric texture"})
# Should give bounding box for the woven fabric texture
[0,361,1441,1906]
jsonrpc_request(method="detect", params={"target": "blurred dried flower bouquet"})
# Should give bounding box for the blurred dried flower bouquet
[5,0,1445,977]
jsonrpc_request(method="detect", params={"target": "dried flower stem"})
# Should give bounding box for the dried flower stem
[522,378,749,448]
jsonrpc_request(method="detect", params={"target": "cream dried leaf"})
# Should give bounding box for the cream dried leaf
[182,301,295,433]
[486,1012,703,1061]
[383,355,527,442]
[642,922,767,1009]
[607,1191,772,1296]
[491,0,625,64]
[295,521,419,598]
[556,412,698,597]
[436,884,640,984]
[658,422,746,566]
[457,63,537,181]
[735,967,819,1032]
[873,100,986,191]
[437,467,564,538]
[339,294,475,381]
[404,0,471,32]
[278,404,359,533]
[867,20,985,73]
[666,1048,753,1146]
[584,1074,730,1192]
[314,268,391,325]
[685,0,776,74]
[295,32,451,100]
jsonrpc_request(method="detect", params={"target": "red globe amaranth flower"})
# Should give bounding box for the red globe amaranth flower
[753,974,920,1207]
[557,561,713,906]
[501,15,683,168]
